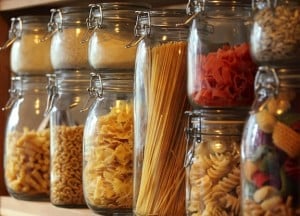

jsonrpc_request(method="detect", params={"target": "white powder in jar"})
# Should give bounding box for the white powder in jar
[88,31,137,69]
[50,27,89,70]
[10,33,53,74]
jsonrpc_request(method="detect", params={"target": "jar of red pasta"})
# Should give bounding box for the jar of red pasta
[241,66,300,215]
[250,0,300,67]
[45,70,90,207]
[0,16,53,75]
[82,70,133,215]
[131,9,189,216]
[185,0,257,109]
[3,75,50,201]
[185,109,247,216]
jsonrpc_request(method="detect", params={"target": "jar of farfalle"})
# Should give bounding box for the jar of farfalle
[45,70,90,207]
[82,70,133,215]
[3,75,50,201]
[185,109,247,216]
[241,66,300,216]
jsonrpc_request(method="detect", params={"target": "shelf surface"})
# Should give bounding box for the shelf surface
[0,196,95,216]
[0,0,75,11]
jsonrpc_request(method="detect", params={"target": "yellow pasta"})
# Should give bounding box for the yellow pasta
[135,41,189,215]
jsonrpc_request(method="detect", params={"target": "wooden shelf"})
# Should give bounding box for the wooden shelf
[0,196,94,216]
[0,0,187,11]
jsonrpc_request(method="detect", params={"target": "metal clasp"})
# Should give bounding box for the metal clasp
[251,66,279,112]
[44,74,57,116]
[40,8,62,42]
[126,11,150,48]
[184,110,201,167]
[2,76,22,111]
[81,4,103,43]
[0,17,22,50]
[176,0,203,27]
[80,72,104,112]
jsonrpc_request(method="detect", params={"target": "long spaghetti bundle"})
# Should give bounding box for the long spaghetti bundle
[135,41,189,215]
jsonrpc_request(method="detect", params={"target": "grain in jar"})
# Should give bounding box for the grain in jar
[250,0,300,66]
[3,75,50,201]
[1,16,53,75]
[46,70,90,207]
[82,71,134,215]
[47,6,90,70]
[87,3,150,70]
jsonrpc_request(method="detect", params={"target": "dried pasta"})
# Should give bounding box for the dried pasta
[135,41,189,215]
[5,128,50,198]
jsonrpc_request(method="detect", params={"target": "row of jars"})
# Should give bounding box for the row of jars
[2,1,300,216]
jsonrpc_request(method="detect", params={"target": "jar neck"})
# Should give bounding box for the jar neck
[17,75,48,93]
[54,70,90,93]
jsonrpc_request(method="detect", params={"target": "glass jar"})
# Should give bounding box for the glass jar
[186,0,257,109]
[82,70,133,215]
[0,16,53,75]
[250,0,300,66]
[46,6,90,70]
[133,10,189,216]
[46,70,90,207]
[86,3,150,70]
[185,110,247,216]
[3,75,50,201]
[241,66,300,215]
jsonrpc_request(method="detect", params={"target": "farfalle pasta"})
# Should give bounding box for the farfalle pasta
[83,101,133,209]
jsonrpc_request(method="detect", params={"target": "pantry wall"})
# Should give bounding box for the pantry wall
[0,0,186,196]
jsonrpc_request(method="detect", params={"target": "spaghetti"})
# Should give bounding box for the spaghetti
[135,41,189,215]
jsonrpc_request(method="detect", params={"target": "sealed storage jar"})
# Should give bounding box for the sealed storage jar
[46,70,90,207]
[46,6,90,70]
[3,75,50,201]
[185,110,247,216]
[1,16,53,75]
[241,66,300,215]
[186,0,257,108]
[133,10,190,216]
[250,0,300,66]
[86,3,150,70]
[82,70,133,214]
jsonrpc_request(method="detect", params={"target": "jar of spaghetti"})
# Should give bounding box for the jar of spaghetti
[3,75,50,201]
[86,3,150,70]
[241,66,300,215]
[46,6,90,70]
[1,16,53,75]
[185,110,247,216]
[82,70,133,214]
[250,0,300,66]
[186,0,257,109]
[132,10,189,215]
[46,70,90,207]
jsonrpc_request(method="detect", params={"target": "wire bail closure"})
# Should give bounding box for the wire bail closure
[0,17,22,50]
[40,8,62,42]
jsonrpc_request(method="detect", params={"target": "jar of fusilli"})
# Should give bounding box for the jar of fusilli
[3,75,50,201]
[241,66,300,216]
[132,9,189,216]
[46,69,90,207]
[185,109,247,216]
[82,70,133,215]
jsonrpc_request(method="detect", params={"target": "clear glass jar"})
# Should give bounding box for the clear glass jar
[1,16,53,75]
[241,66,300,215]
[82,70,133,215]
[46,70,90,207]
[86,3,150,70]
[250,0,300,66]
[3,75,50,201]
[186,0,257,109]
[185,110,247,216]
[133,10,189,216]
[46,6,90,70]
